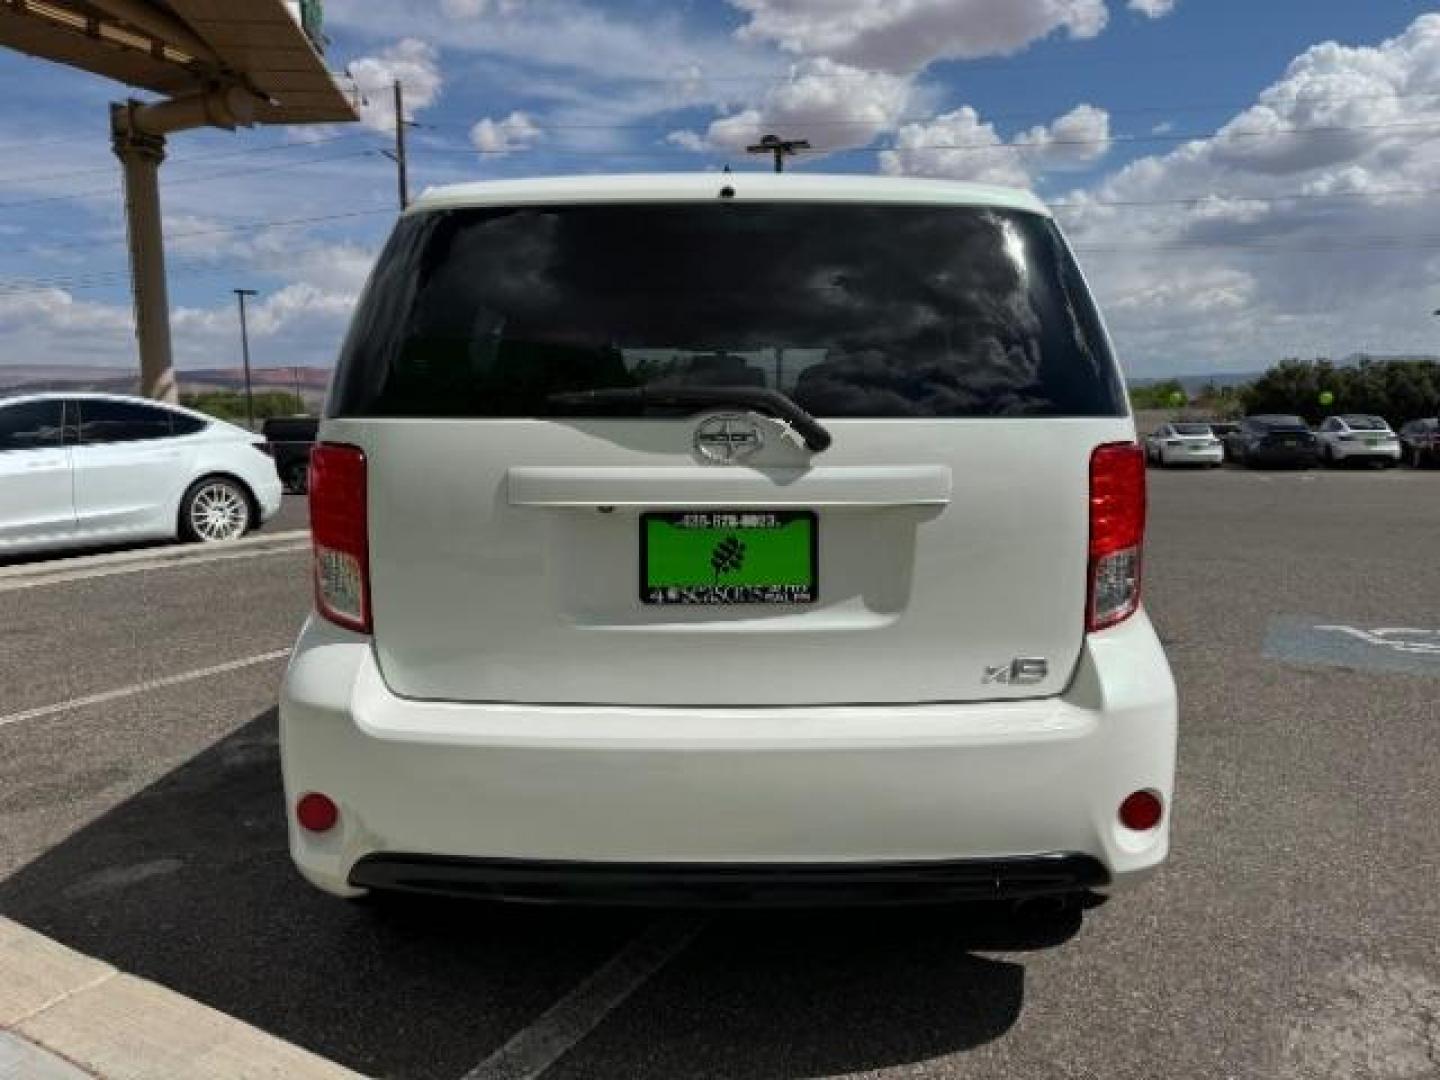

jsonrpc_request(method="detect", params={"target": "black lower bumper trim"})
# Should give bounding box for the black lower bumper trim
[348,853,1110,907]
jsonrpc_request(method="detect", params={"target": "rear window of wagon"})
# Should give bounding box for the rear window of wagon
[329,202,1126,420]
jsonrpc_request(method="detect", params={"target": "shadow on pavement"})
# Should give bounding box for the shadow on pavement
[0,707,1081,1078]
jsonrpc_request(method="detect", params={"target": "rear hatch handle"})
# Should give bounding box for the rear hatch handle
[546,386,833,454]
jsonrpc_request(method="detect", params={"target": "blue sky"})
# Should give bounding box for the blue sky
[1,0,1438,378]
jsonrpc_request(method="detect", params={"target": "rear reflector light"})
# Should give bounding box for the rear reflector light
[309,443,370,633]
[1088,442,1146,632]
[296,792,339,833]
[1119,790,1164,831]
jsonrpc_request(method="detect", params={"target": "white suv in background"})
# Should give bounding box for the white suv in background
[281,174,1177,911]
[1316,414,1402,466]
[0,392,282,557]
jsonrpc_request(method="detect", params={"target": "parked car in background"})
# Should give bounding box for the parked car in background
[261,415,319,493]
[1398,418,1439,468]
[1315,414,1401,467]
[0,392,282,557]
[281,173,1177,910]
[1227,415,1320,468]
[1207,421,1240,461]
[1144,422,1224,467]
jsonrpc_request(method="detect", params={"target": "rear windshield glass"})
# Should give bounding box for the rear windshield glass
[1257,415,1307,428]
[329,203,1125,420]
[1173,424,1213,435]
[1341,415,1387,430]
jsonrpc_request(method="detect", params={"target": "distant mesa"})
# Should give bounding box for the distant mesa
[0,364,333,396]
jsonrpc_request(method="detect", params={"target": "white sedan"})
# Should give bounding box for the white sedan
[1144,422,1225,467]
[0,392,283,558]
[1316,414,1402,466]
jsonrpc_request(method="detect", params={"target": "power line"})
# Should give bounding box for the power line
[1049,186,1440,210]
[1074,232,1440,254]
[398,117,1440,164]
[854,117,1440,154]
[0,131,385,187]
[0,206,396,258]
[0,149,382,211]
[6,234,1440,299]
[1,181,1432,264]
[0,262,239,296]
[424,89,1440,133]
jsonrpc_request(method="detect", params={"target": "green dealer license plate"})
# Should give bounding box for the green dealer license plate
[641,511,817,605]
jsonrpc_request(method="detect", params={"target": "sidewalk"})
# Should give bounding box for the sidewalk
[0,917,361,1079]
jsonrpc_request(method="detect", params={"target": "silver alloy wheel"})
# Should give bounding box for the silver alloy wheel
[188,481,249,542]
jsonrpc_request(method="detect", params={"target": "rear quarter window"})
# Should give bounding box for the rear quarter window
[330,202,1125,420]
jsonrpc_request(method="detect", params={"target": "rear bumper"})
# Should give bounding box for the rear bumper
[1160,445,1222,465]
[1248,445,1318,465]
[1332,443,1401,461]
[280,612,1177,902]
[348,852,1110,907]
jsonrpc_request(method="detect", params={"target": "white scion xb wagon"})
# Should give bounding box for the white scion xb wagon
[281,174,1177,908]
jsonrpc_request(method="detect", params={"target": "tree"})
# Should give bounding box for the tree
[1128,379,1187,411]
[181,389,305,423]
[1240,358,1440,424]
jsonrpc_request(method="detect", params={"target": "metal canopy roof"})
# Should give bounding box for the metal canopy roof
[0,0,357,123]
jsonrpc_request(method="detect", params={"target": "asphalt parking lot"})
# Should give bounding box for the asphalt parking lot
[2,473,1439,1080]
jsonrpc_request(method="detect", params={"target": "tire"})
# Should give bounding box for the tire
[179,477,253,543]
[283,461,309,495]
[1410,447,1425,469]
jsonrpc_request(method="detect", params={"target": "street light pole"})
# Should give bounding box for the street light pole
[234,288,258,430]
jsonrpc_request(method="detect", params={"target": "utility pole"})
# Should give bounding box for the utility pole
[234,288,258,430]
[377,79,409,210]
[292,365,304,414]
[746,134,810,173]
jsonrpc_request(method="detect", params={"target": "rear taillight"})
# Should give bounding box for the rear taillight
[1088,442,1146,633]
[309,443,370,633]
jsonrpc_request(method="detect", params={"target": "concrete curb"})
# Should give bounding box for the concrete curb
[0,917,362,1079]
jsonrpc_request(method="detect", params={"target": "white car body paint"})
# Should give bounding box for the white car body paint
[0,393,282,557]
[281,174,1177,902]
[1144,423,1224,467]
[1315,415,1402,464]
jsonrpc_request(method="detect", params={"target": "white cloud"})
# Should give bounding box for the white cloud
[440,0,523,16]
[1056,13,1440,374]
[347,38,443,133]
[1014,103,1111,168]
[665,129,708,152]
[327,2,773,92]
[680,58,910,157]
[469,111,543,154]
[879,103,1110,186]
[0,232,381,372]
[729,0,1108,72]
[1128,0,1177,17]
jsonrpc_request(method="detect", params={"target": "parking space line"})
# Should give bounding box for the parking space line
[463,915,707,1080]
[0,649,291,732]
[0,533,309,593]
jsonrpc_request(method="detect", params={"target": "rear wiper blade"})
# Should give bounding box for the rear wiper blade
[546,386,833,453]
